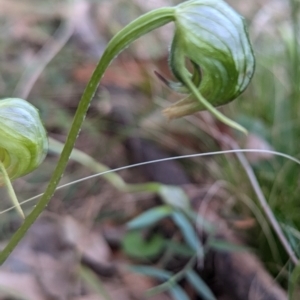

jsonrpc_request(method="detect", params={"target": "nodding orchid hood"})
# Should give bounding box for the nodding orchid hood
[160,0,255,119]
[0,98,48,184]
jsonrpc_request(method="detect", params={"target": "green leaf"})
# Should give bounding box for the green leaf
[172,211,203,257]
[289,264,300,299]
[127,205,173,229]
[186,210,215,234]
[208,239,250,253]
[169,285,190,300]
[128,266,190,300]
[122,231,165,259]
[165,240,195,257]
[128,265,172,280]
[186,270,216,300]
[158,185,191,211]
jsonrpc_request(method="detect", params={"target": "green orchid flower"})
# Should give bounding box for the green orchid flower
[0,98,48,182]
[97,0,255,133]
[161,0,255,131]
[0,98,48,217]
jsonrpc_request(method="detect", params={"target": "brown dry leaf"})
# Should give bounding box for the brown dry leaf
[96,281,132,300]
[62,216,113,273]
[35,252,80,300]
[76,288,131,300]
[72,63,97,84]
[121,270,153,300]
[0,213,115,300]
[0,271,45,300]
[72,58,151,89]
[80,273,133,300]
[0,0,66,19]
[230,218,257,230]
[0,214,80,299]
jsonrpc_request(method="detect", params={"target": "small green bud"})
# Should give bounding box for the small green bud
[0,98,48,184]
[160,0,255,120]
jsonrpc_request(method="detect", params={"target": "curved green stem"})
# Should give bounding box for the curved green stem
[183,75,247,134]
[0,7,175,264]
[49,137,127,191]
[0,162,24,219]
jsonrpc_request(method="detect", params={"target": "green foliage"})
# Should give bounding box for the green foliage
[128,258,217,300]
[158,185,191,211]
[207,239,250,253]
[122,230,165,260]
[186,269,216,300]
[218,0,300,287]
[171,210,203,255]
[289,264,300,299]
[127,205,173,230]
